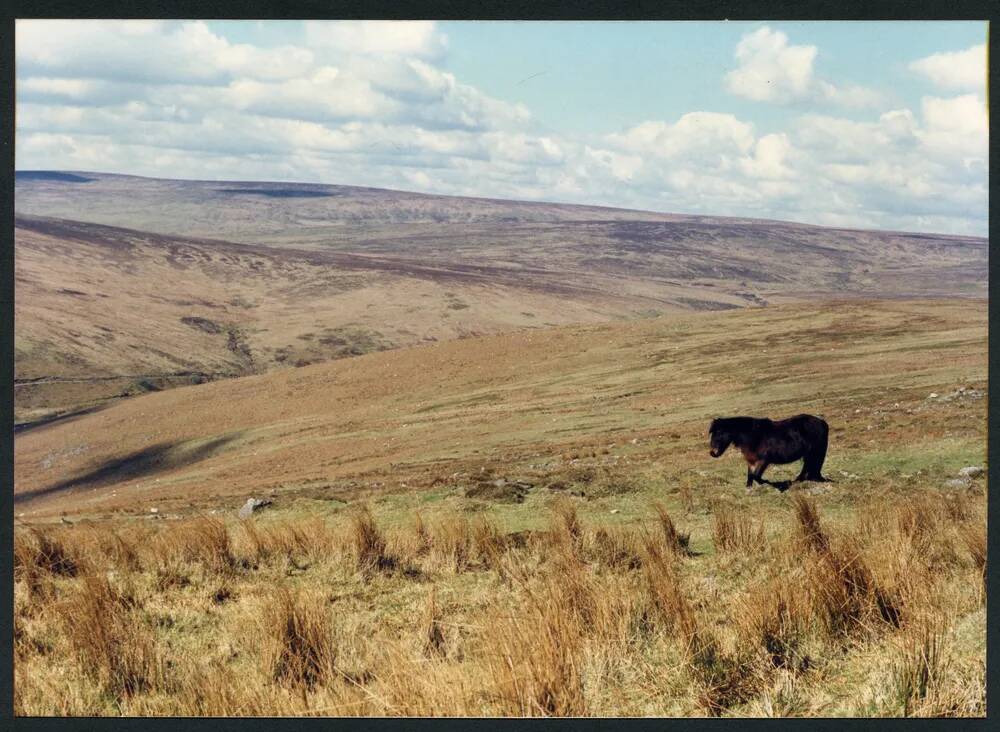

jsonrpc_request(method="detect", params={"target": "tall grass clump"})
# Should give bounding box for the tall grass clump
[549,497,583,556]
[792,495,829,554]
[485,580,586,716]
[737,580,810,673]
[145,516,235,574]
[652,502,691,556]
[430,517,473,573]
[421,587,446,658]
[890,622,948,716]
[792,497,905,637]
[712,504,766,555]
[263,587,337,690]
[640,536,694,638]
[57,572,163,698]
[349,506,394,576]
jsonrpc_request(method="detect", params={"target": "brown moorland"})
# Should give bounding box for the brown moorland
[15,172,986,424]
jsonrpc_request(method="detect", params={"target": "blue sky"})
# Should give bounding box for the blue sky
[440,22,987,132]
[16,20,988,235]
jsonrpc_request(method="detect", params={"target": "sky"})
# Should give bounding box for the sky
[15,20,989,235]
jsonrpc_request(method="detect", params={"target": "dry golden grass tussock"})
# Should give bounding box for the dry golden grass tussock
[429,516,473,573]
[420,587,448,659]
[884,618,980,717]
[958,522,986,575]
[236,516,333,568]
[262,586,338,691]
[484,577,587,716]
[801,535,894,638]
[712,503,767,555]
[653,501,691,556]
[471,516,508,569]
[686,628,761,717]
[589,526,643,570]
[736,579,811,673]
[791,495,829,555]
[549,496,584,556]
[412,511,432,556]
[639,535,694,640]
[145,516,236,574]
[349,505,395,576]
[56,571,164,699]
[15,528,82,578]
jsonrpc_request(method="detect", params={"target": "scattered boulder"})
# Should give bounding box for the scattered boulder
[927,387,983,404]
[958,466,985,479]
[944,478,970,490]
[238,497,273,519]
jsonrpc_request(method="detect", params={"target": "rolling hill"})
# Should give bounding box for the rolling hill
[14,172,988,425]
[13,298,986,520]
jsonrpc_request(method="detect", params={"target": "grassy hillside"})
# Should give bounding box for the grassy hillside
[13,299,986,716]
[15,173,987,424]
[15,299,985,521]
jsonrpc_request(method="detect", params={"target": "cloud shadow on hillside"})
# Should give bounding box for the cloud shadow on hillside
[16,434,239,505]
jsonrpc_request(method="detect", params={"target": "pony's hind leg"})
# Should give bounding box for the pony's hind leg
[807,434,829,481]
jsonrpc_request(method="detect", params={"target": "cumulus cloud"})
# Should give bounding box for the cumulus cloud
[725,27,817,102]
[725,26,882,108]
[909,44,986,91]
[17,20,315,84]
[14,20,988,236]
[303,20,446,58]
[740,133,796,180]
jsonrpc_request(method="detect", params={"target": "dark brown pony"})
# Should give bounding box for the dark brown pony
[708,414,830,491]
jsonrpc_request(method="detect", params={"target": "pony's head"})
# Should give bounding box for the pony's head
[708,418,732,458]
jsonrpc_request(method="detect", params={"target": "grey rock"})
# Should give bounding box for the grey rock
[238,497,273,519]
[958,466,985,479]
[944,478,971,489]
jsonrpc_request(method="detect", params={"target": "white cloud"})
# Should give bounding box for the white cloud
[740,133,795,180]
[17,20,314,84]
[918,94,988,164]
[13,20,987,236]
[303,21,445,58]
[725,27,817,103]
[725,26,882,109]
[609,113,755,162]
[222,68,399,122]
[910,44,986,91]
[815,81,884,109]
[920,94,987,138]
